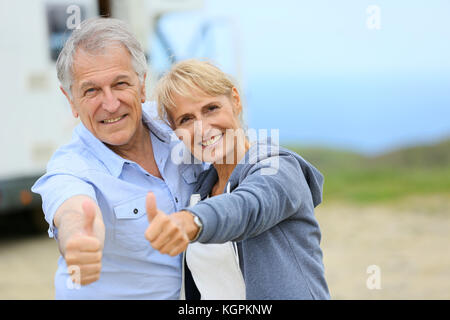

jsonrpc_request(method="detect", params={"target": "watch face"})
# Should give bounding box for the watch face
[194,216,203,227]
[190,215,203,243]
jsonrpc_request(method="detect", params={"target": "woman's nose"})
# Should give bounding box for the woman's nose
[194,119,213,139]
[101,87,120,113]
[193,120,203,135]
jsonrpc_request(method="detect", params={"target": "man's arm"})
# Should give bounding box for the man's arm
[54,195,105,286]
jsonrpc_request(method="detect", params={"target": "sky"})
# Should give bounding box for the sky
[150,0,450,153]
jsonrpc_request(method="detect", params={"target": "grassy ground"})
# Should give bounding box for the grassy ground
[321,166,450,203]
[285,138,450,204]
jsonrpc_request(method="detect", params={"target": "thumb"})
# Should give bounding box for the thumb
[146,192,158,222]
[82,199,96,236]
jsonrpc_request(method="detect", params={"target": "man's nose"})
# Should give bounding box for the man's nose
[101,88,120,113]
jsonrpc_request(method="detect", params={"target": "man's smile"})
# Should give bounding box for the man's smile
[101,114,127,124]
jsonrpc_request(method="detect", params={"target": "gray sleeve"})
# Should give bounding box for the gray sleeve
[185,154,308,243]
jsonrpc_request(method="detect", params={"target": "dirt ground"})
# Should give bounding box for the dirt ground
[316,194,450,299]
[0,194,449,300]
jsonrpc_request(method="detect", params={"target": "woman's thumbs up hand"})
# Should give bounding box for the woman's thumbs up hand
[144,192,199,256]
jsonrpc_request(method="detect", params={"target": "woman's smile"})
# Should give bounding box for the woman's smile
[201,133,223,149]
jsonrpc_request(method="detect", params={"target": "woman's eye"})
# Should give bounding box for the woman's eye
[179,117,191,125]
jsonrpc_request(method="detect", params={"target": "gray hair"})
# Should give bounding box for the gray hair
[56,17,147,96]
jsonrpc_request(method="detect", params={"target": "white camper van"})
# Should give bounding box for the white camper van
[0,0,203,230]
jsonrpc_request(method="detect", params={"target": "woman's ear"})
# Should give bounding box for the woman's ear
[231,87,242,116]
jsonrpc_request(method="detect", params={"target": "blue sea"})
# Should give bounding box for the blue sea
[244,73,450,155]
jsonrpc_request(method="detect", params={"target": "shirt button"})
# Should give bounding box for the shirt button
[133,208,138,214]
[175,197,179,203]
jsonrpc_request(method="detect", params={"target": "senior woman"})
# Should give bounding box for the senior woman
[144,59,330,300]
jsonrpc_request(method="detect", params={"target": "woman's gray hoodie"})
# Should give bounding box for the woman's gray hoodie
[184,139,330,300]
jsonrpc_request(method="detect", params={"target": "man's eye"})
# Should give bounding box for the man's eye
[208,105,218,111]
[116,82,129,87]
[84,88,97,96]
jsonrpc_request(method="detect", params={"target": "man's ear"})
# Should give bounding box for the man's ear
[140,73,147,103]
[60,86,78,118]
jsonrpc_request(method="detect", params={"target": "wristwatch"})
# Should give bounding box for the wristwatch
[190,214,203,243]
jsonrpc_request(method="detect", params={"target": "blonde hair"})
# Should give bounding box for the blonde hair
[154,59,245,127]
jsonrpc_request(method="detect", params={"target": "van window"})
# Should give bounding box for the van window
[46,3,86,61]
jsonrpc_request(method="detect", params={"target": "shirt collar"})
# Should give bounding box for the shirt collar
[75,101,175,178]
[140,101,174,144]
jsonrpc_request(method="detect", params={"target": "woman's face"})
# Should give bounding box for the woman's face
[168,88,245,164]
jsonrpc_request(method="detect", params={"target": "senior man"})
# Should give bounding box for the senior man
[32,18,203,299]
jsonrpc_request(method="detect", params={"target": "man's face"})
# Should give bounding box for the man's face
[63,45,146,147]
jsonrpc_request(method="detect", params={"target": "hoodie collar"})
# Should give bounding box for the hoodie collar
[193,137,323,208]
[193,138,278,198]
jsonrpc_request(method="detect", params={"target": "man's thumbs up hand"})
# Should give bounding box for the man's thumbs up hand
[65,198,103,286]
[144,192,199,256]
[145,192,159,223]
[82,199,96,236]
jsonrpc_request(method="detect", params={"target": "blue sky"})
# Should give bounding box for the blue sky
[154,1,450,76]
[151,1,450,153]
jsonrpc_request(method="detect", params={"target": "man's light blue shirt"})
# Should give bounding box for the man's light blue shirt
[32,102,204,299]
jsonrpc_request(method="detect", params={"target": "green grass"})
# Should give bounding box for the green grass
[284,138,450,204]
[322,167,450,203]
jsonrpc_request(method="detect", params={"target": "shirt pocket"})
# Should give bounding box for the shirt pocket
[113,195,149,252]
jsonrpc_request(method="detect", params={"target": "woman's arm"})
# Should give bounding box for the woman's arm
[187,154,311,243]
[145,153,322,255]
